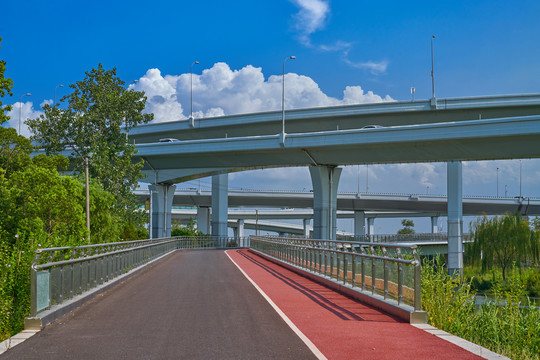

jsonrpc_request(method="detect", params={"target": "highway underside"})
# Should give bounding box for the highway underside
[1,250,483,359]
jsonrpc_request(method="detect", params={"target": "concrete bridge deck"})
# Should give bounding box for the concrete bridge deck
[1,250,499,359]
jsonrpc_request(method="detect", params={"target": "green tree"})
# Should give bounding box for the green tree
[171,218,206,237]
[0,37,13,126]
[397,219,415,234]
[28,63,153,233]
[470,213,539,280]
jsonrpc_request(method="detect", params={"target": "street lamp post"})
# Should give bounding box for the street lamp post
[430,35,436,99]
[496,167,499,197]
[281,56,296,144]
[520,160,522,197]
[18,93,31,135]
[190,61,199,128]
[54,85,64,107]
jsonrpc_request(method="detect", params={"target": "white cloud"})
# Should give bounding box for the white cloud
[290,0,330,46]
[134,62,394,123]
[343,56,389,75]
[288,1,389,75]
[6,102,44,138]
[131,69,184,123]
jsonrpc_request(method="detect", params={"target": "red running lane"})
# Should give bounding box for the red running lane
[227,249,483,360]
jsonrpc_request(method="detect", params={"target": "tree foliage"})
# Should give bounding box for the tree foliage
[397,219,415,234]
[0,54,151,341]
[0,37,13,126]
[470,213,539,280]
[27,64,153,227]
[171,218,207,237]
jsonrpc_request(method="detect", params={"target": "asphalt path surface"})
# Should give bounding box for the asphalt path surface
[1,250,316,360]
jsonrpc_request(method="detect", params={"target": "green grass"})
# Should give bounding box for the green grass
[422,260,540,360]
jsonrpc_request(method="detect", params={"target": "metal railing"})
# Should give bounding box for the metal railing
[250,235,422,311]
[29,236,249,317]
[337,232,472,243]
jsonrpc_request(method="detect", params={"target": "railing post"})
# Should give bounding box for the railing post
[413,247,422,311]
[30,262,38,317]
[351,251,356,287]
[382,246,389,300]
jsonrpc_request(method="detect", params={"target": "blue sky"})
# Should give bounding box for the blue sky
[2,0,540,233]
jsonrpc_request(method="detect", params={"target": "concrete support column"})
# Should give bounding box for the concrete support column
[309,166,342,240]
[431,216,439,233]
[367,217,375,237]
[197,206,211,234]
[303,219,311,238]
[149,183,176,239]
[236,219,245,239]
[354,210,366,238]
[447,161,463,276]
[211,174,228,238]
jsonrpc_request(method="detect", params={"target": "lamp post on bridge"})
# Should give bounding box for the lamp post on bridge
[281,56,296,144]
[190,61,199,128]
[430,35,436,100]
[54,84,64,107]
[496,167,499,197]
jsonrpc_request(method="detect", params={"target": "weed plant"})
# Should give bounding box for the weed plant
[422,258,540,360]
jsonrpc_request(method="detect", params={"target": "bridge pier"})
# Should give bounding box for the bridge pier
[197,206,211,234]
[234,219,245,238]
[309,166,342,240]
[447,161,463,276]
[431,216,439,233]
[303,219,311,238]
[211,174,229,237]
[367,217,375,237]
[354,210,366,238]
[149,183,176,238]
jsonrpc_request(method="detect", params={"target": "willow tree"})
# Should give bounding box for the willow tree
[470,213,539,280]
[28,64,153,238]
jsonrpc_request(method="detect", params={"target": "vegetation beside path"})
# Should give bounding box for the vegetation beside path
[423,258,539,360]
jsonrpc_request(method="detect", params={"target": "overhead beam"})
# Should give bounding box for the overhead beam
[135,115,540,183]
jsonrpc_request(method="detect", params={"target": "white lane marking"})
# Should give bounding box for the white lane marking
[225,250,327,360]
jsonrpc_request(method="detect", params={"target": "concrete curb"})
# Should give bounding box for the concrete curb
[0,330,39,356]
[412,323,511,360]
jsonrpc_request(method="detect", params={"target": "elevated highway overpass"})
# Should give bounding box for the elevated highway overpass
[136,188,540,236]
[128,93,540,275]
[136,188,540,215]
[129,94,540,143]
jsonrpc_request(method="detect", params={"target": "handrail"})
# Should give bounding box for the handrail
[249,235,422,312]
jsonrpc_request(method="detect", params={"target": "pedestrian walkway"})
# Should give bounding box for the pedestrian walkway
[1,249,503,359]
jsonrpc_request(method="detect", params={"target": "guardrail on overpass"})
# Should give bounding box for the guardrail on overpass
[250,236,426,323]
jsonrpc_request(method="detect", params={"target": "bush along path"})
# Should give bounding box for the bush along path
[421,260,540,360]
